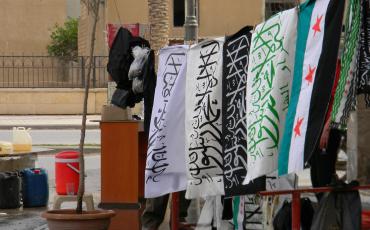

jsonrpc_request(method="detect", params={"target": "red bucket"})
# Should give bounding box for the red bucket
[362,210,370,230]
[55,151,80,195]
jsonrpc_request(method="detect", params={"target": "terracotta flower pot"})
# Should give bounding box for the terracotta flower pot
[42,209,116,230]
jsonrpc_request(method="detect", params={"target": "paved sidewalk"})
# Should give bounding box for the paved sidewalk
[0,115,101,129]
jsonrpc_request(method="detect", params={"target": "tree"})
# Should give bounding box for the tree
[76,0,100,214]
[47,18,78,61]
[148,0,169,52]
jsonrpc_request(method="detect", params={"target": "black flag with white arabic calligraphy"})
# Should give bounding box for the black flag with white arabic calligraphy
[222,26,265,197]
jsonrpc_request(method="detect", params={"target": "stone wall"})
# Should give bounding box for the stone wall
[0,88,107,115]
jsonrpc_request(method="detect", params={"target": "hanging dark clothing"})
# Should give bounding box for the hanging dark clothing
[310,128,343,200]
[107,27,150,108]
[143,51,157,137]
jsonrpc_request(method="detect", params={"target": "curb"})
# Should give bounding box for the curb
[0,124,100,130]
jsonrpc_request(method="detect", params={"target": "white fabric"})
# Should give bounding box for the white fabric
[287,0,330,174]
[244,8,298,183]
[145,45,189,198]
[196,196,231,230]
[235,196,245,230]
[185,38,225,199]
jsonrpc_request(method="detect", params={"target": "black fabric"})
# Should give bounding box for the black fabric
[0,171,21,209]
[273,198,314,230]
[358,0,370,98]
[141,191,191,228]
[304,0,345,164]
[222,197,233,220]
[222,25,266,197]
[107,27,150,108]
[310,128,343,201]
[143,51,157,137]
[111,88,130,109]
[311,182,362,230]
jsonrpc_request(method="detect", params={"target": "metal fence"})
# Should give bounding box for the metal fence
[0,56,109,88]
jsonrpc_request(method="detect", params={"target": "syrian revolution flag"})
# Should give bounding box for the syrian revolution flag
[278,0,345,176]
[145,45,188,198]
[244,8,298,183]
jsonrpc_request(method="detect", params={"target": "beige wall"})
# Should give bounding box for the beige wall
[170,0,264,38]
[79,2,107,56]
[0,88,107,115]
[106,0,148,24]
[105,0,263,40]
[0,0,67,55]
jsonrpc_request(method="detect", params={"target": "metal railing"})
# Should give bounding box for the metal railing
[0,56,108,88]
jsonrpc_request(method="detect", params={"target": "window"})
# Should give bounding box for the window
[173,0,199,27]
[174,0,185,27]
[265,0,296,20]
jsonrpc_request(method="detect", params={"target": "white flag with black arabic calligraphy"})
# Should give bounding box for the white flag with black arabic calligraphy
[145,45,188,198]
[185,38,225,199]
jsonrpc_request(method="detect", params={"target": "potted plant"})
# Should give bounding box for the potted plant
[42,1,115,229]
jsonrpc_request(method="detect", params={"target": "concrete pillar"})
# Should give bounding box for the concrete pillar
[347,110,358,182]
[357,95,370,184]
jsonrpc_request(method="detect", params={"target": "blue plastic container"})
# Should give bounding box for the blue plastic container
[21,168,49,207]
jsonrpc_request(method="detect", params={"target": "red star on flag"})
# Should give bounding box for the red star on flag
[312,15,323,37]
[294,117,304,137]
[305,65,316,84]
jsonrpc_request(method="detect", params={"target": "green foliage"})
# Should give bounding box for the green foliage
[47,18,78,60]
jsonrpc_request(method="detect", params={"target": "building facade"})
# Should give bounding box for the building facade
[0,0,80,55]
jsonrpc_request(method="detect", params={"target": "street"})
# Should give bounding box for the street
[0,127,102,230]
[0,129,100,145]
[0,153,101,230]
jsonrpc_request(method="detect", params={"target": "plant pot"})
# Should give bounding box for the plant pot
[42,209,116,230]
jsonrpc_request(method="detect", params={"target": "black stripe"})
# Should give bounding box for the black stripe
[304,0,345,164]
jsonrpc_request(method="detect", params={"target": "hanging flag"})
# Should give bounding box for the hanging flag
[244,8,298,183]
[244,195,264,230]
[145,45,188,198]
[278,0,345,176]
[357,0,370,107]
[232,196,245,230]
[185,38,225,199]
[331,0,361,129]
[222,26,266,196]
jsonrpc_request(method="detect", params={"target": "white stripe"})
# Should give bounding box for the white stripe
[288,0,330,173]
[55,158,79,163]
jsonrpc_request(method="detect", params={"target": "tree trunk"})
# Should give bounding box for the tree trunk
[148,0,169,53]
[76,0,100,214]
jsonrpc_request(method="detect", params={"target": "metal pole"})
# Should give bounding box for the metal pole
[170,3,198,229]
[291,191,301,230]
[184,0,198,44]
[171,192,180,230]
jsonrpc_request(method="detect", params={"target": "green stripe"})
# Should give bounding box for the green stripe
[331,0,360,124]
[278,0,315,175]
[233,196,241,229]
